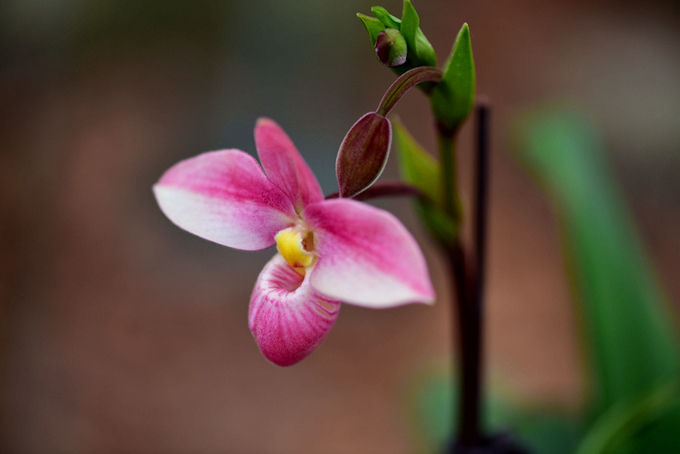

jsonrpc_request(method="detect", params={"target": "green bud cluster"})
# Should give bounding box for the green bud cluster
[358,1,474,134]
[357,0,477,244]
[357,0,437,75]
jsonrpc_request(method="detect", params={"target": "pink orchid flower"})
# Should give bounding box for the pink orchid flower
[153,118,435,366]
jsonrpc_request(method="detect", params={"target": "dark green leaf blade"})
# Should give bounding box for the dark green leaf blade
[405,367,581,454]
[576,382,680,454]
[516,108,680,419]
[430,23,475,134]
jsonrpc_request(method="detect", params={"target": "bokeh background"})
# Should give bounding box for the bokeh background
[1,0,679,452]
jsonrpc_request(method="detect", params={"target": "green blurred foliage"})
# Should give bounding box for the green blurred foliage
[405,366,581,454]
[409,108,680,453]
[518,109,680,454]
[393,118,458,245]
[518,109,680,417]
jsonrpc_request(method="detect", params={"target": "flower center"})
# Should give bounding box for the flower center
[275,223,316,270]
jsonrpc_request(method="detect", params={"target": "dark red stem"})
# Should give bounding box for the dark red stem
[376,66,442,117]
[449,99,490,449]
[325,180,421,201]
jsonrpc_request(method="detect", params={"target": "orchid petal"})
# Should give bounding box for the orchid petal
[249,254,341,366]
[154,149,296,251]
[255,118,324,211]
[304,199,435,308]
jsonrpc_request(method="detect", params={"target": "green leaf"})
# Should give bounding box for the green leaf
[413,26,437,68]
[405,366,581,454]
[576,382,680,454]
[627,399,680,454]
[430,23,475,134]
[394,119,457,244]
[393,119,440,203]
[510,413,581,454]
[516,108,680,419]
[406,367,452,453]
[357,13,386,47]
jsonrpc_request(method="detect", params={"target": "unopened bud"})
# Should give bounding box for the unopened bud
[336,113,392,198]
[359,2,437,77]
[375,29,407,67]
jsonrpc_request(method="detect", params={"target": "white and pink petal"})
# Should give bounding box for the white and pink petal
[249,254,341,366]
[255,118,324,211]
[154,149,296,251]
[303,198,435,308]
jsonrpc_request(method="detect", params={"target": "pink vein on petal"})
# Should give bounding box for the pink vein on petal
[255,118,324,211]
[154,149,296,251]
[303,198,435,308]
[249,254,341,366]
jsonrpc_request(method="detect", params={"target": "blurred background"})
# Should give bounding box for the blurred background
[0,0,679,452]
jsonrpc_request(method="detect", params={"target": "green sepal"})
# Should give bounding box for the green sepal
[400,0,419,57]
[371,6,401,29]
[394,119,440,203]
[576,382,680,454]
[394,119,458,244]
[357,14,385,47]
[400,0,436,68]
[430,23,475,134]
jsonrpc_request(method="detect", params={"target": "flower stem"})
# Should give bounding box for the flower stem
[437,128,460,224]
[443,100,490,450]
[324,180,421,201]
[376,66,442,117]
[448,239,480,448]
[473,97,490,319]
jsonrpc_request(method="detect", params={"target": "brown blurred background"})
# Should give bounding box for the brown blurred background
[1,0,679,452]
